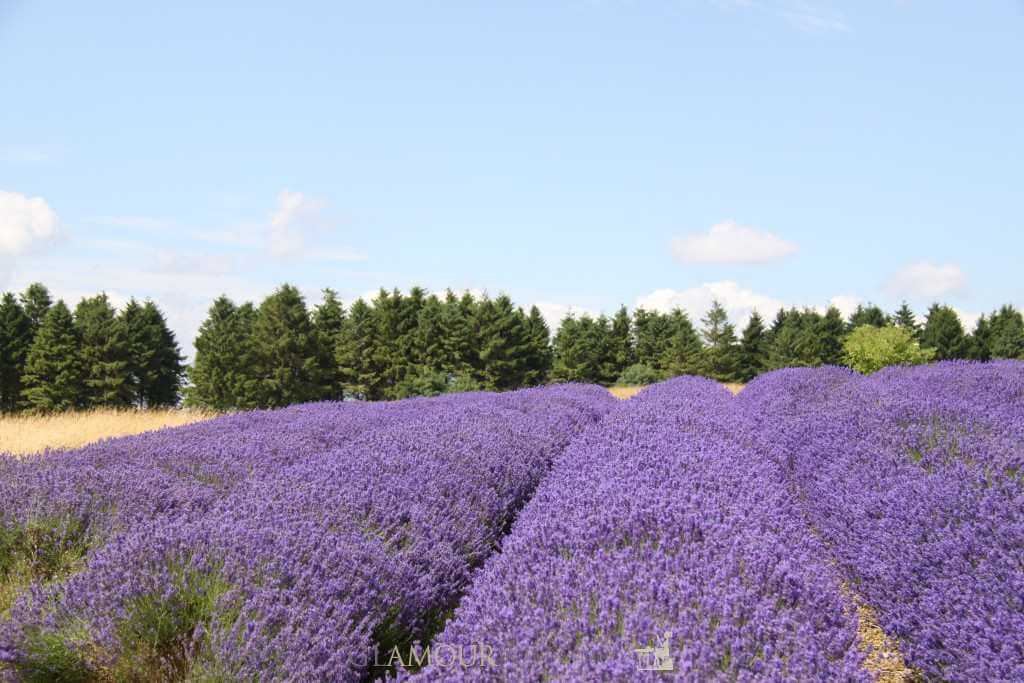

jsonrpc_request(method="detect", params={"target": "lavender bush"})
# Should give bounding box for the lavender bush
[738,361,1024,681]
[0,385,615,681]
[411,376,865,681]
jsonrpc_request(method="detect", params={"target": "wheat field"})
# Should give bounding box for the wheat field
[610,383,744,400]
[0,409,217,457]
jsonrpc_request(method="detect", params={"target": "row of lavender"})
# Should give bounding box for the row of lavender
[737,361,1024,681]
[0,385,616,680]
[411,377,867,681]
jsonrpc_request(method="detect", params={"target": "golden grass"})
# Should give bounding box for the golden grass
[0,408,217,457]
[609,382,745,400]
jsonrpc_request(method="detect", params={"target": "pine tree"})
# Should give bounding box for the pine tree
[968,315,991,361]
[986,305,1024,360]
[551,316,587,383]
[19,283,52,338]
[439,290,478,379]
[815,306,847,366]
[21,301,85,412]
[313,288,347,401]
[0,293,33,412]
[415,293,446,373]
[476,294,531,390]
[187,296,257,410]
[119,299,184,407]
[607,306,634,380]
[633,308,672,373]
[847,304,889,331]
[920,304,969,361]
[661,309,703,377]
[336,298,383,400]
[892,302,920,339]
[737,311,769,382]
[523,305,553,386]
[768,308,822,369]
[697,301,739,382]
[250,284,322,407]
[74,294,133,408]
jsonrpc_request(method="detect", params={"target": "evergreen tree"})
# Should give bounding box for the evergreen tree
[121,299,186,407]
[439,290,479,379]
[19,283,52,338]
[815,306,847,366]
[892,302,920,339]
[847,304,889,331]
[737,311,769,382]
[920,304,969,361]
[697,301,739,382]
[557,315,602,385]
[968,315,991,361]
[74,294,133,408]
[313,288,347,401]
[369,288,412,399]
[187,296,256,410]
[661,309,703,377]
[21,301,85,412]
[607,305,635,380]
[523,305,553,386]
[0,293,33,412]
[336,298,385,400]
[633,308,672,372]
[415,293,447,374]
[250,284,322,407]
[986,305,1024,359]
[768,308,823,369]
[476,294,531,390]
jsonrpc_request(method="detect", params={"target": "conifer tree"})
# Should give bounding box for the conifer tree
[633,308,672,372]
[415,293,446,373]
[815,306,847,366]
[313,288,347,401]
[21,301,85,412]
[737,311,769,382]
[768,308,823,369]
[968,315,991,361]
[19,282,52,338]
[336,298,384,400]
[986,305,1024,360]
[187,296,257,410]
[119,299,184,407]
[920,304,969,361]
[661,309,703,377]
[697,301,739,382]
[476,294,531,390]
[607,305,634,380]
[439,290,478,379]
[523,305,553,386]
[250,284,322,407]
[0,293,32,412]
[847,304,889,331]
[551,316,589,383]
[74,294,133,408]
[892,302,920,339]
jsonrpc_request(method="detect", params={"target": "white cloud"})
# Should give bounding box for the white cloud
[823,294,860,319]
[532,300,596,331]
[885,262,967,299]
[670,220,797,265]
[953,308,981,331]
[266,189,367,262]
[635,281,785,328]
[0,190,60,256]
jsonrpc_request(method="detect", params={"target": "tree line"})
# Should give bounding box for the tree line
[0,283,185,413]
[186,285,552,409]
[3,281,1023,413]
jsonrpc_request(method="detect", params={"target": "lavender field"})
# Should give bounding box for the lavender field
[1,363,1022,681]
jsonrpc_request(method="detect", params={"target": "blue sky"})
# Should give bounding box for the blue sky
[2,1,1022,354]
